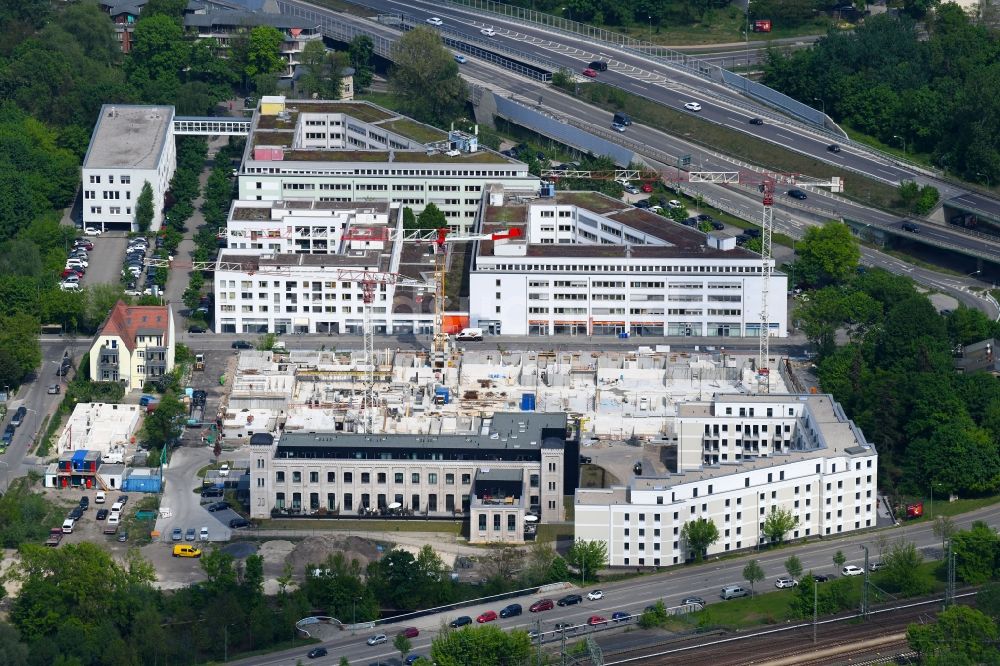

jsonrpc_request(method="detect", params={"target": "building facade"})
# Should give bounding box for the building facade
[249,413,569,543]
[236,97,539,235]
[89,301,176,391]
[468,192,788,338]
[213,200,424,334]
[82,105,176,232]
[575,394,877,567]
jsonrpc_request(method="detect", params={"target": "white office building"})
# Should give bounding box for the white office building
[82,104,176,232]
[214,199,440,334]
[575,393,878,567]
[236,96,539,234]
[468,190,788,338]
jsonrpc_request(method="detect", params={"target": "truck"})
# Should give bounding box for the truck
[102,450,125,464]
[45,528,63,546]
[454,327,484,342]
[194,354,205,371]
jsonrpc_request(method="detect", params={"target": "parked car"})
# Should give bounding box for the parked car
[449,615,473,628]
[587,590,604,601]
[842,565,864,576]
[557,594,583,606]
[367,634,387,646]
[84,227,102,236]
[403,656,424,666]
[611,611,631,622]
[720,585,750,600]
[587,615,607,626]
[813,574,830,583]
[96,509,109,520]
[623,184,639,195]
[681,596,706,607]
[118,495,128,505]
[185,528,196,541]
[229,517,250,529]
[199,526,210,541]
[398,627,419,639]
[307,647,328,659]
[231,340,253,350]
[667,199,682,209]
[530,599,555,612]
[172,545,202,558]
[500,604,522,618]
[553,622,574,633]
[68,506,83,520]
[641,183,653,193]
[47,384,60,394]
[171,528,183,541]
[476,610,498,623]
[117,531,128,542]
[11,406,27,427]
[775,577,798,588]
[582,68,598,78]
[787,189,808,200]
[612,122,626,132]
[188,325,207,334]
[870,561,885,572]
[78,496,89,511]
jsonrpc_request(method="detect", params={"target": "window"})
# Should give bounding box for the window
[493,515,501,531]
[276,471,285,483]
[479,515,487,530]
[462,474,471,484]
[344,472,353,483]
[292,471,301,483]
[412,473,420,483]
[361,472,370,483]
[276,492,285,508]
[344,493,353,510]
[327,493,336,510]
[508,515,516,531]
[327,472,335,483]
[377,473,386,483]
[429,473,438,484]
[445,473,455,485]
[395,473,404,484]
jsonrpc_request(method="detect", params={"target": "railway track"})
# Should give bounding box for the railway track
[600,594,969,666]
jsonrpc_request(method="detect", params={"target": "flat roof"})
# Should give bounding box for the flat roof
[277,412,567,450]
[218,251,392,272]
[231,200,391,221]
[84,105,173,170]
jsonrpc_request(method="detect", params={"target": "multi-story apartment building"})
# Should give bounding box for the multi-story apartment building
[183,10,323,79]
[249,412,571,543]
[468,190,787,338]
[89,301,176,391]
[82,105,176,232]
[575,393,878,567]
[212,199,434,334]
[101,1,143,53]
[236,96,539,234]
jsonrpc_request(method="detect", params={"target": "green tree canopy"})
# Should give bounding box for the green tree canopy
[784,555,803,580]
[680,517,719,562]
[348,35,374,92]
[417,202,448,230]
[566,539,608,584]
[389,27,467,125]
[136,181,154,233]
[762,507,797,545]
[245,25,285,80]
[908,605,999,664]
[140,389,186,449]
[793,222,860,287]
[430,624,532,666]
[742,559,765,596]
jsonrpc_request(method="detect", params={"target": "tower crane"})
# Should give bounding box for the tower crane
[540,167,844,392]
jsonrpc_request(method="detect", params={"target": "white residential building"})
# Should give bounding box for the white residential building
[82,104,176,232]
[213,200,438,334]
[90,301,176,391]
[468,191,788,338]
[236,96,539,234]
[575,393,878,567]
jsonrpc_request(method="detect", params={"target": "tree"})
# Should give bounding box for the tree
[298,40,346,100]
[136,181,154,233]
[977,583,1000,621]
[680,518,720,562]
[762,507,797,545]
[784,555,803,580]
[482,544,521,583]
[246,25,285,80]
[908,606,998,664]
[742,559,765,597]
[394,632,412,661]
[951,521,1000,584]
[878,540,931,596]
[638,600,669,629]
[128,14,188,83]
[141,390,186,449]
[793,222,861,287]
[348,35,374,92]
[430,624,532,666]
[389,27,467,124]
[933,515,956,551]
[0,313,41,388]
[417,202,448,230]
[566,539,608,584]
[549,555,571,582]
[832,550,846,569]
[0,621,28,665]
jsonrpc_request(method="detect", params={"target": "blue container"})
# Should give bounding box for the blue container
[521,393,536,411]
[434,387,451,404]
[122,475,162,493]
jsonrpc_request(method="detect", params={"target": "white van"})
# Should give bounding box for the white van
[107,512,120,526]
[110,500,125,513]
[62,518,76,533]
[95,491,106,504]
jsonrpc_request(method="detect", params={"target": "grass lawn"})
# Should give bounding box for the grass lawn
[573,83,904,214]
[689,588,797,629]
[357,92,406,115]
[906,494,1000,522]
[265,519,464,534]
[381,118,447,144]
[535,523,574,543]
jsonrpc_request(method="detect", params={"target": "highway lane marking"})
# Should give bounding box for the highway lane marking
[877,168,897,177]
[776,132,798,142]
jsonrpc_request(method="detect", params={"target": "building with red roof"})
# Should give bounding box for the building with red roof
[89,301,175,392]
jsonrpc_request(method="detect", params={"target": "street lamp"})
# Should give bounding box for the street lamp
[352,596,361,635]
[648,15,653,43]
[813,97,825,115]
[0,461,8,494]
[859,544,869,618]
[892,134,906,154]
[978,172,991,188]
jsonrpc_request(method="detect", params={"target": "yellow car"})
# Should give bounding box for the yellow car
[172,544,202,558]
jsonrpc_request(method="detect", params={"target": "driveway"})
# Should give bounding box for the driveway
[155,446,232,543]
[80,232,127,287]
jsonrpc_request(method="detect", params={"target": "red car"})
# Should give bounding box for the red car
[61,269,83,279]
[529,599,554,612]
[476,610,498,623]
[588,615,607,626]
[74,240,94,250]
[641,183,654,193]
[398,627,419,639]
[582,68,597,78]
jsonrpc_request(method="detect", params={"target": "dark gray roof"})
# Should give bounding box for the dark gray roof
[184,10,318,30]
[278,412,567,451]
[476,468,524,482]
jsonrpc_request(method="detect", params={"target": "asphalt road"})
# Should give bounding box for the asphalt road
[234,500,1000,666]
[295,0,1000,244]
[82,232,128,288]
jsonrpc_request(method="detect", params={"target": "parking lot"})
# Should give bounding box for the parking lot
[77,233,127,287]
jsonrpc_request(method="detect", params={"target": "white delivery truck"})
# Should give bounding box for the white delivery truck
[454,327,484,342]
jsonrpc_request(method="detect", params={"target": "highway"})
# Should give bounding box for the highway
[285,0,1000,232]
[233,500,1000,665]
